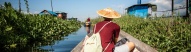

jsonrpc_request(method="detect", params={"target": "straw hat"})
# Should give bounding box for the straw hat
[97,8,121,18]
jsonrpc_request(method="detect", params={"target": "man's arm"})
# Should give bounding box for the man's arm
[114,25,120,44]
[114,38,118,44]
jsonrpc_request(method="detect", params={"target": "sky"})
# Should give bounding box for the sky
[149,0,186,17]
[0,0,187,21]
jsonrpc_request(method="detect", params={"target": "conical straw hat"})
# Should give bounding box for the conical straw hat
[97,8,121,18]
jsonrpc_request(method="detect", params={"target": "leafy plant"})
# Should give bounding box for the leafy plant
[0,2,81,51]
[91,15,191,52]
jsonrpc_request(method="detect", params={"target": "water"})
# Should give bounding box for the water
[40,26,91,52]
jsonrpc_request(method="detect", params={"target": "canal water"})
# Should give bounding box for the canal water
[40,26,91,52]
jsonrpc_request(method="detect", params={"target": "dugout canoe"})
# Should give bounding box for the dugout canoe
[71,30,158,52]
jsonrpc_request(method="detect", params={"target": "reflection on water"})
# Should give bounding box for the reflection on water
[40,26,92,52]
[3,34,66,52]
[85,26,91,34]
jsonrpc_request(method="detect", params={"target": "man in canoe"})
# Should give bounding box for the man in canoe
[84,17,91,27]
[82,8,135,52]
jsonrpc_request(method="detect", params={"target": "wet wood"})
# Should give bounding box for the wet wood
[71,30,158,52]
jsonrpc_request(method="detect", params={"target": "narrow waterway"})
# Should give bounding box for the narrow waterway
[40,26,91,52]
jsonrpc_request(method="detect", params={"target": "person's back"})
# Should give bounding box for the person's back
[82,8,135,52]
[94,20,120,52]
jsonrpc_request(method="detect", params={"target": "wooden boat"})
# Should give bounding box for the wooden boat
[71,30,158,52]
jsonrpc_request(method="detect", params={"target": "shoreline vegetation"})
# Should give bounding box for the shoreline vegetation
[91,15,191,52]
[0,2,81,51]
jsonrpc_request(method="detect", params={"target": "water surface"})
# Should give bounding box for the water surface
[40,26,91,52]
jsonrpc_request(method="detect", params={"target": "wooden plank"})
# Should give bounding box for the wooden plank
[71,39,84,52]
[117,31,140,52]
[120,30,158,52]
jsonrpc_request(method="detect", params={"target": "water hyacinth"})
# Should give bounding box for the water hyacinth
[0,2,81,51]
[91,15,191,52]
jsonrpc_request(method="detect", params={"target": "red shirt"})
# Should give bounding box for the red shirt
[93,20,120,52]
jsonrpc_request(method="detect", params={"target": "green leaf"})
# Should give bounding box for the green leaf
[9,44,17,48]
[5,26,12,31]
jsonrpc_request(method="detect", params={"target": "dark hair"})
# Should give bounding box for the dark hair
[103,17,113,21]
[102,16,110,18]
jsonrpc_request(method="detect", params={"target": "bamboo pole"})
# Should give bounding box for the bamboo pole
[51,0,53,15]
[172,0,174,16]
[19,0,21,12]
[186,0,188,17]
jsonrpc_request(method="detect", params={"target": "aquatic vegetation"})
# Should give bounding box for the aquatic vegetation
[91,15,191,52]
[0,2,81,51]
